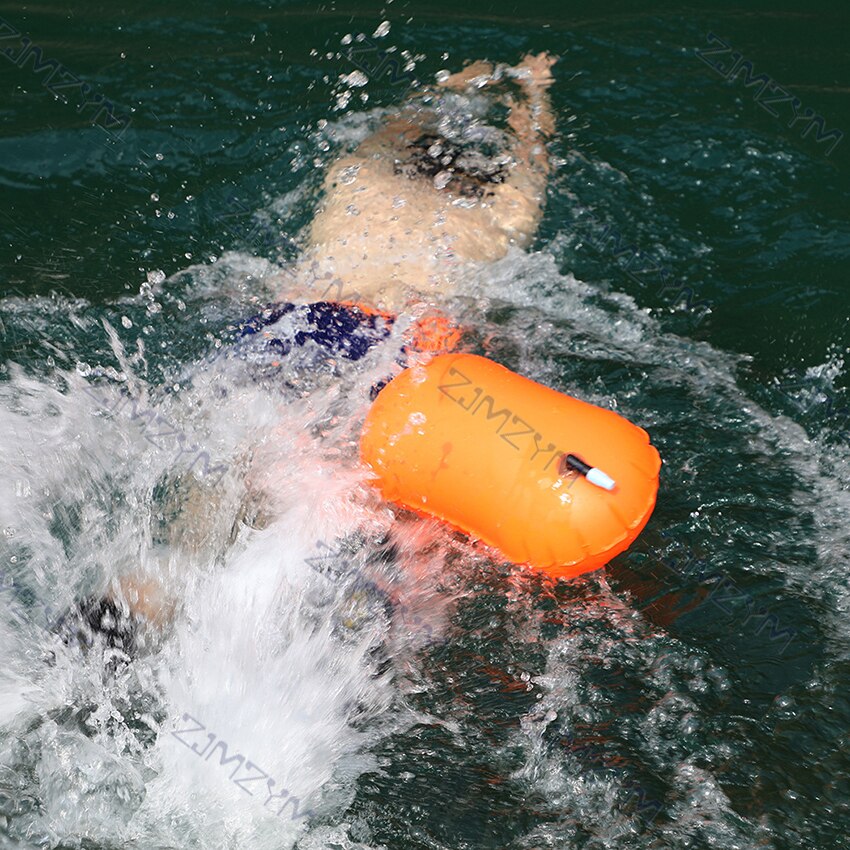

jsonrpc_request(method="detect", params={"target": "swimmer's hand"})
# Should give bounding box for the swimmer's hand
[436,60,500,90]
[510,52,558,92]
[436,53,558,94]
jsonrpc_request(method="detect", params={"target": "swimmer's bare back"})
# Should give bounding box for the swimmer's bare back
[286,52,558,311]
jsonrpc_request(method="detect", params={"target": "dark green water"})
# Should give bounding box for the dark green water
[1,2,849,849]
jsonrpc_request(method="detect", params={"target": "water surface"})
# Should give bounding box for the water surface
[1,3,849,849]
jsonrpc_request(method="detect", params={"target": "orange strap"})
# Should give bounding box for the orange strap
[407,313,464,354]
[337,301,463,355]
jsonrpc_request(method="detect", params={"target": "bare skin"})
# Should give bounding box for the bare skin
[114,53,559,628]
[285,52,558,311]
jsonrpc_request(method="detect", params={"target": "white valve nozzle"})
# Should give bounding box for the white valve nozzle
[586,467,616,491]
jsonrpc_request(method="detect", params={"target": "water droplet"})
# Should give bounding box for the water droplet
[342,70,369,87]
[340,164,361,185]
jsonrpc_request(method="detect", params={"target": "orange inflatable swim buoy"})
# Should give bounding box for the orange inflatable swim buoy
[360,353,661,580]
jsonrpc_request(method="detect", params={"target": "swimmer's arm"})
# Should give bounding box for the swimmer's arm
[487,54,557,245]
[437,60,500,90]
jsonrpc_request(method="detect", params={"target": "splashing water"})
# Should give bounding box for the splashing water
[2,75,849,850]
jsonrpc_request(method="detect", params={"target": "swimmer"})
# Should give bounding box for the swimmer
[67,52,559,651]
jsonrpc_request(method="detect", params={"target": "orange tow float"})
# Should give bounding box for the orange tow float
[361,353,661,580]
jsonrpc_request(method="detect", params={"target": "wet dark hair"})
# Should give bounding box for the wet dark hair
[393,133,509,197]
